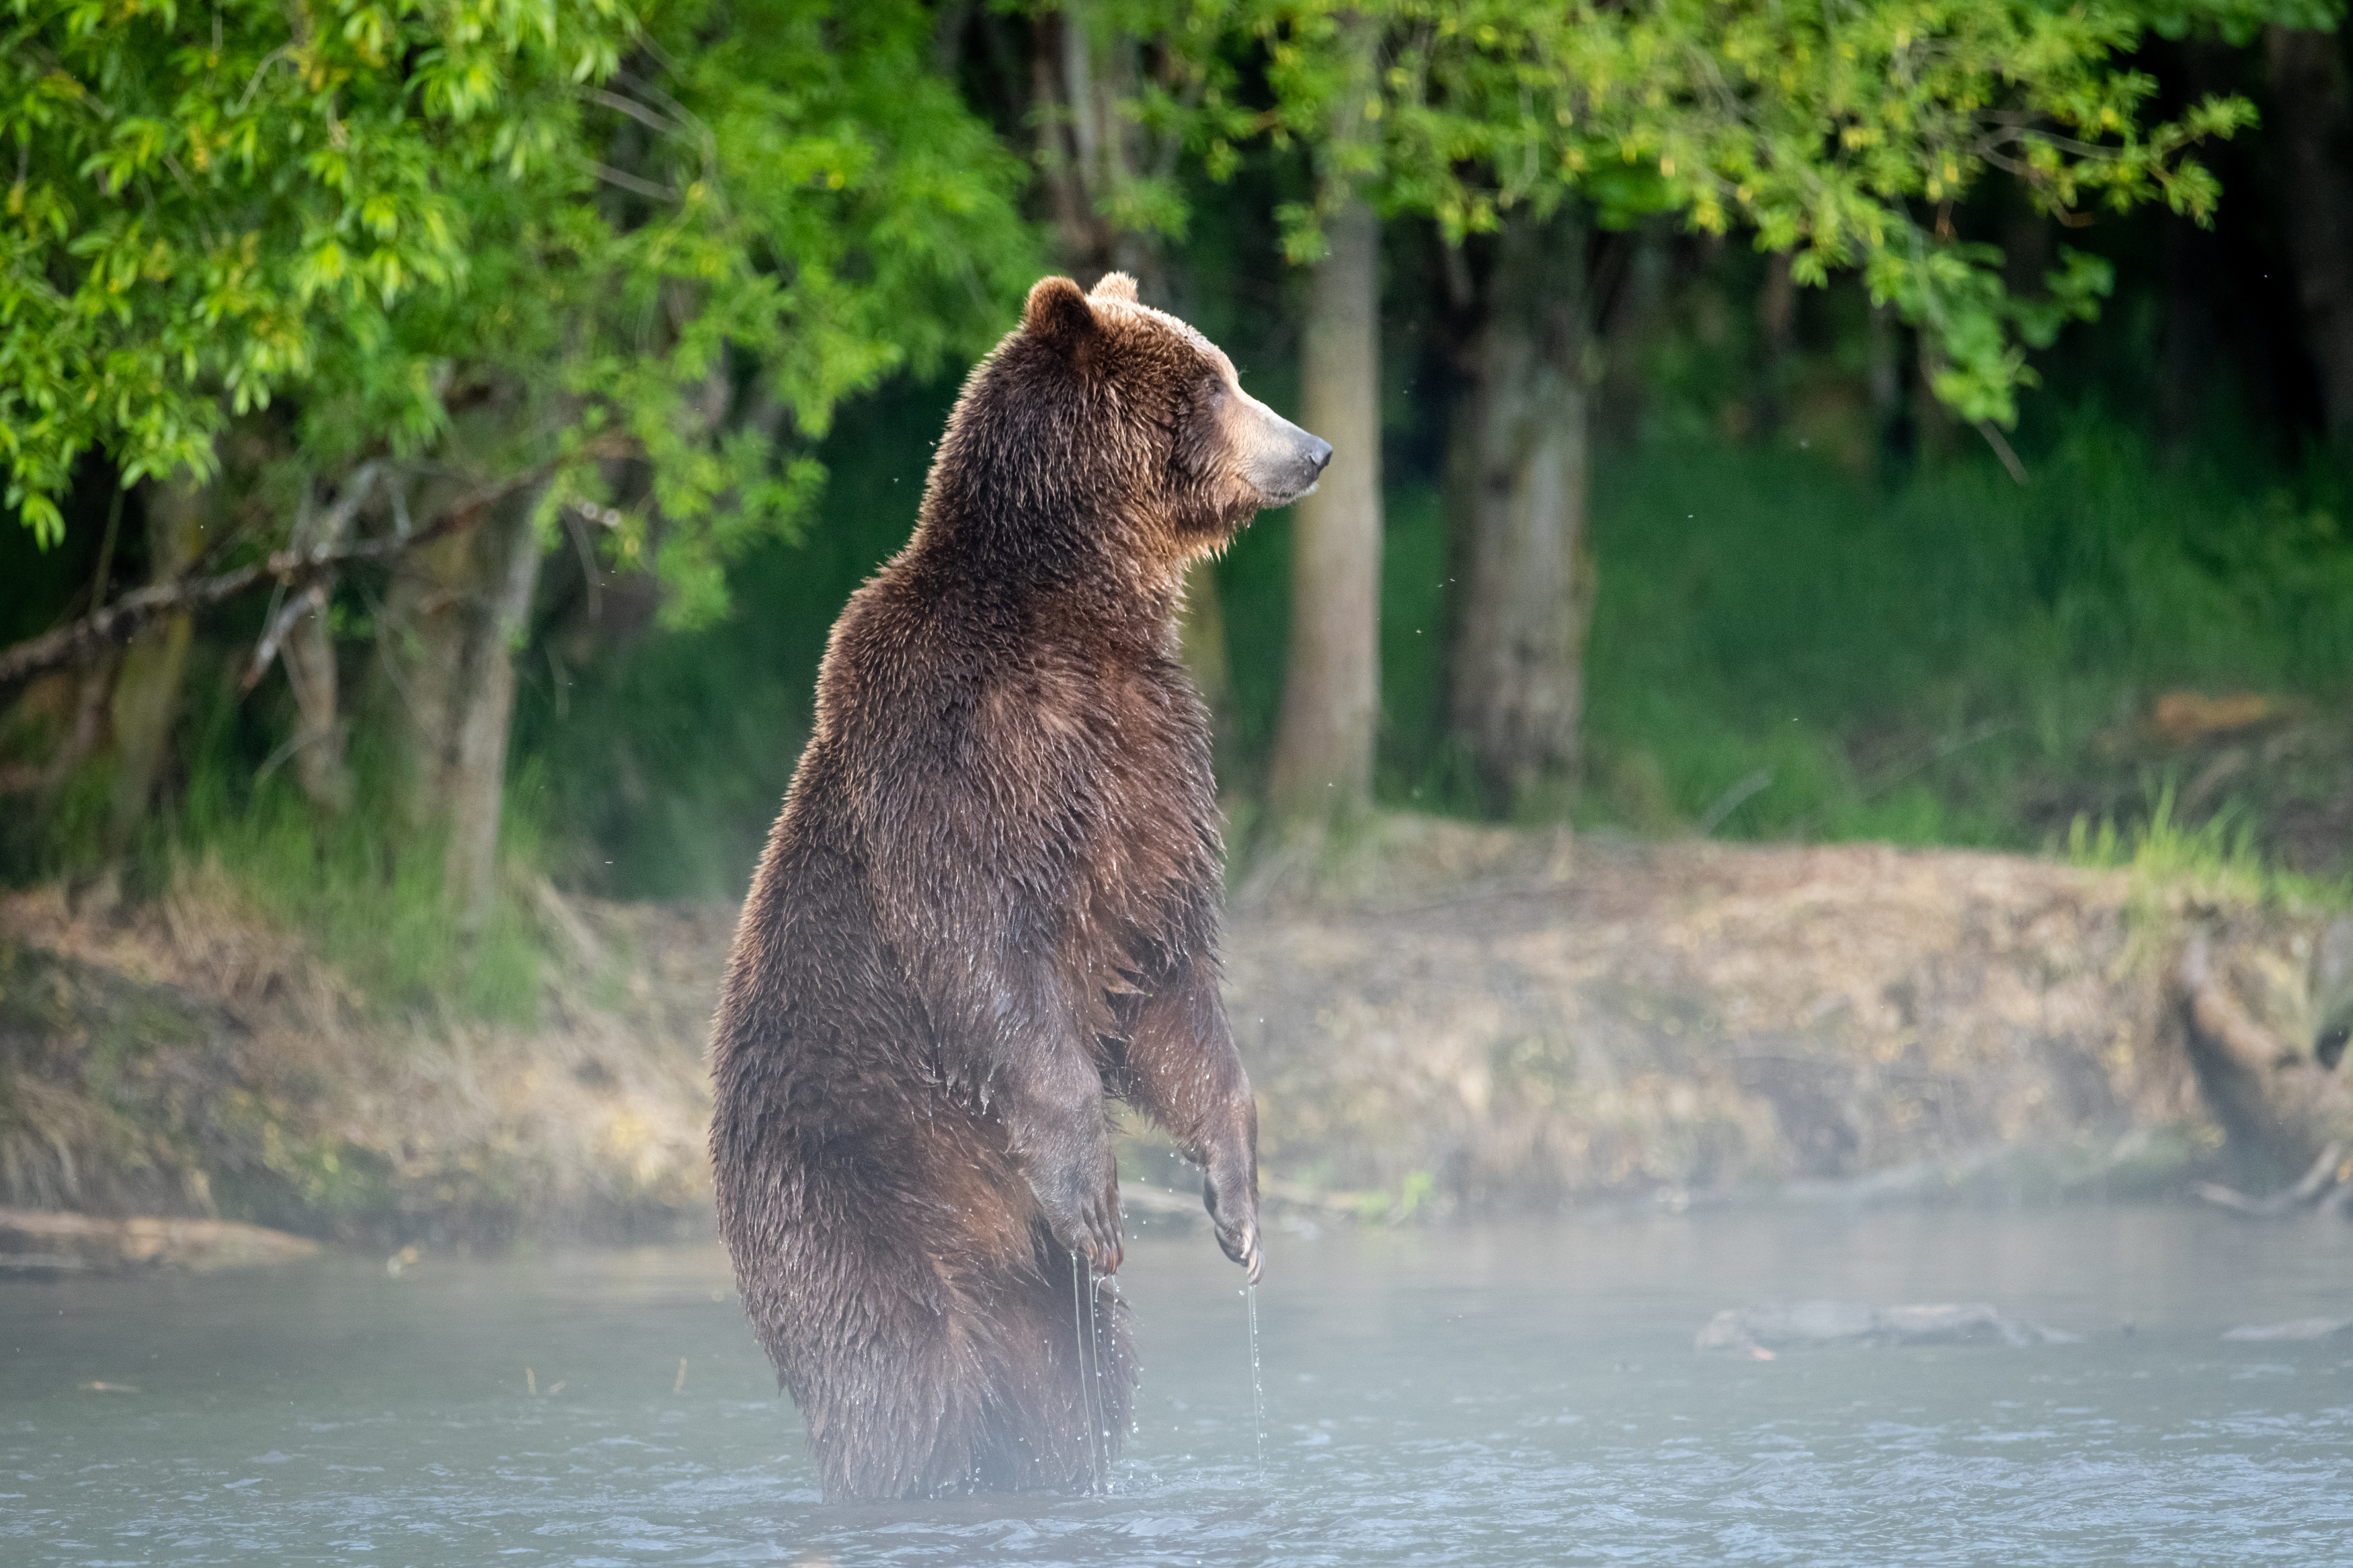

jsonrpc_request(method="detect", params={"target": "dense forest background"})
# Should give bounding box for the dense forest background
[3,0,2350,1025]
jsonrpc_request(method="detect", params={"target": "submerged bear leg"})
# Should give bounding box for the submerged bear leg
[731,1153,1136,1500]
[738,1189,994,1500]
[968,1227,1138,1492]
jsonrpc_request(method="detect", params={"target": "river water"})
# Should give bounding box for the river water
[5,1206,2349,1565]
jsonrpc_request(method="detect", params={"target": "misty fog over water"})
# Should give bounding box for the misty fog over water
[6,1206,2348,1565]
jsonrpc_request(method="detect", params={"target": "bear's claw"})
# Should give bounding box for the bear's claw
[1216,1215,1263,1284]
[1039,1158,1125,1274]
[1201,1157,1262,1284]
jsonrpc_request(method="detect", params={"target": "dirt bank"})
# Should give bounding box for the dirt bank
[0,868,724,1245]
[1232,823,2342,1210]
[1,826,2343,1243]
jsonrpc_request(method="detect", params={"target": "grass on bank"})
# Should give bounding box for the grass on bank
[1578,427,2349,856]
[2067,786,2348,914]
[173,783,549,1026]
[138,679,547,1026]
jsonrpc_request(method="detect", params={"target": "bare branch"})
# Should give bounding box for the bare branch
[587,159,682,204]
[241,580,327,693]
[0,472,520,694]
[2193,1142,2346,1217]
[1976,421,2028,485]
[233,45,295,115]
[2180,933,2291,1077]
[586,88,690,140]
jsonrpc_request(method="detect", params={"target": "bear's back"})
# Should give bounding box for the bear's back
[720,546,1219,1089]
[814,548,1222,948]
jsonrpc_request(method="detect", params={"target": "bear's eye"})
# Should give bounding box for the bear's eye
[1172,379,1226,470]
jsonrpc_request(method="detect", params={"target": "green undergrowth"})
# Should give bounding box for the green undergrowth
[175,789,547,1026]
[1206,418,2352,885]
[2067,785,2349,914]
[1562,427,2353,873]
[165,690,549,1026]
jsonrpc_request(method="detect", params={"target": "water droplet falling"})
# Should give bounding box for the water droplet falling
[1246,1282,1265,1473]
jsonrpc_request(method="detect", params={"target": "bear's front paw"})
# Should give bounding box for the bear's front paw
[1037,1157,1125,1275]
[1202,1153,1261,1286]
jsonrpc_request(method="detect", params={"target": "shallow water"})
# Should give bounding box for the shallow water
[5,1206,2350,1565]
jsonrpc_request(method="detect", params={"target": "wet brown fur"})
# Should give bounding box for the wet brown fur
[711,275,1324,1500]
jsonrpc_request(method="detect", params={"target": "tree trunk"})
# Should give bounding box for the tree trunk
[1445,204,1593,816]
[282,591,348,813]
[1865,300,1908,479]
[1269,196,1382,817]
[279,481,350,813]
[1031,6,1165,294]
[374,485,544,928]
[1033,5,1236,725]
[106,479,208,852]
[1913,341,1962,466]
[1178,557,1234,757]
[1594,218,1669,450]
[2266,26,2353,458]
[2157,213,2219,462]
[39,487,127,794]
[1754,250,1796,439]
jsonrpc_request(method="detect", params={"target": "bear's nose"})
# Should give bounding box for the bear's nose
[1305,436,1333,474]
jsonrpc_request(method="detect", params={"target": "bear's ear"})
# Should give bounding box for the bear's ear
[1090,272,1140,304]
[1023,276,1099,360]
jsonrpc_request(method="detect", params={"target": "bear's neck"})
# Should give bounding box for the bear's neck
[907,484,1183,655]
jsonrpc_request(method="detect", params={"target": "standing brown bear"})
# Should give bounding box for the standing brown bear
[709,273,1331,1501]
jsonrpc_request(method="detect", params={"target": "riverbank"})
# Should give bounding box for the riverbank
[1,822,2344,1247]
[1230,819,2342,1213]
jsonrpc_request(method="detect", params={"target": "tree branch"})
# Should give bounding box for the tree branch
[240,580,328,693]
[2194,1141,2346,1217]
[0,472,526,695]
[2180,932,2290,1077]
[586,87,689,141]
[586,159,681,204]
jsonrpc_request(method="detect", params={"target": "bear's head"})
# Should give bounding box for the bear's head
[926,273,1331,585]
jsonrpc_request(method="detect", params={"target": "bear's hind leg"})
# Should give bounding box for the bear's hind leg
[738,1173,1005,1501]
[969,1231,1138,1492]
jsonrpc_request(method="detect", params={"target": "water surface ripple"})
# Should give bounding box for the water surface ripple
[5,1208,2348,1565]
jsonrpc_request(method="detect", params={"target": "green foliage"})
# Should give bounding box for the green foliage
[1135,0,2266,424]
[1,0,633,542]
[1559,427,2353,864]
[5,0,1040,626]
[516,0,1042,626]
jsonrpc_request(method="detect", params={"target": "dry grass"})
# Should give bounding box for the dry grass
[0,868,728,1243]
[2,817,2337,1240]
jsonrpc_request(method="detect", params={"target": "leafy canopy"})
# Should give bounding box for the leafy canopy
[3,0,1039,624]
[1123,0,2293,426]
